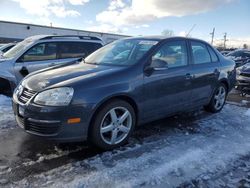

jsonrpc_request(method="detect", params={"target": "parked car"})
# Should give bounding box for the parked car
[0,42,16,57]
[13,36,236,150]
[0,35,104,95]
[226,49,250,67]
[236,63,250,95]
[220,50,231,56]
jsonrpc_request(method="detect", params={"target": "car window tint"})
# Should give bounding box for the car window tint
[152,40,188,68]
[191,41,211,64]
[22,43,57,62]
[207,46,219,62]
[58,42,102,59]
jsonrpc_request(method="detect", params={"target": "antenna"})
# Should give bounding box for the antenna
[186,24,196,37]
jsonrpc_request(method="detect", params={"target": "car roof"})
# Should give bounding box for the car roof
[122,35,209,43]
[25,35,104,44]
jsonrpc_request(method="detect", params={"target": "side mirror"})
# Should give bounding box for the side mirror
[151,59,168,70]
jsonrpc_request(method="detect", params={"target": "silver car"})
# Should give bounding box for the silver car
[0,35,103,95]
[0,42,16,57]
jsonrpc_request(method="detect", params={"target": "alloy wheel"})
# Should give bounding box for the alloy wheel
[100,107,132,145]
[214,86,226,110]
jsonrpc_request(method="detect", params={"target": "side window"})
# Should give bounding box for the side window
[58,42,102,59]
[152,40,188,68]
[207,46,219,62]
[21,43,57,62]
[191,41,211,64]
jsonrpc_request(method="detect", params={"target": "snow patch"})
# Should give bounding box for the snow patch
[245,109,250,116]
[0,95,16,132]
[12,104,250,188]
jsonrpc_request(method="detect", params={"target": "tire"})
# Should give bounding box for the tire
[0,79,12,96]
[204,83,228,113]
[90,100,136,150]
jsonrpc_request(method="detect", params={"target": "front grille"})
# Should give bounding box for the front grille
[240,72,250,77]
[18,88,36,104]
[26,120,60,135]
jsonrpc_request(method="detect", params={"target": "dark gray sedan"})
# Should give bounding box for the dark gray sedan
[12,36,236,150]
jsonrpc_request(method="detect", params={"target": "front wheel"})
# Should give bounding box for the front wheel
[204,83,227,113]
[90,100,136,150]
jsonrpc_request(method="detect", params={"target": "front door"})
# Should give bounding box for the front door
[14,42,60,82]
[143,39,192,121]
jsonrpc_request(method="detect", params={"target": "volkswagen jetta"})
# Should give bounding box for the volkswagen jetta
[13,36,236,150]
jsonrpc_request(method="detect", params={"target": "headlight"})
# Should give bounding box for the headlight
[34,87,74,106]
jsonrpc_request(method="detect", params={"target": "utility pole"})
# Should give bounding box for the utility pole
[223,33,228,50]
[210,28,215,45]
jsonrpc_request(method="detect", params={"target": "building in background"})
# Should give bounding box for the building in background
[0,20,129,44]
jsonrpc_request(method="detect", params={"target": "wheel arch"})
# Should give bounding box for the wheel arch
[0,77,14,95]
[87,94,139,138]
[219,78,229,92]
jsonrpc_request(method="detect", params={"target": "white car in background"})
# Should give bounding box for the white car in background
[0,43,16,57]
[0,35,104,96]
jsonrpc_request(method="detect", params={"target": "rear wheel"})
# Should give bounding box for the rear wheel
[204,83,227,113]
[90,100,136,150]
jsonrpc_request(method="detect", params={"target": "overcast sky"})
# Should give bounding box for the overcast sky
[0,0,249,47]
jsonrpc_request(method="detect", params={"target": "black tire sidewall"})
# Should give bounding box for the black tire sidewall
[207,83,228,113]
[90,100,136,150]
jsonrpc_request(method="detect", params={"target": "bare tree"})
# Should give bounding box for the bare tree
[243,44,248,49]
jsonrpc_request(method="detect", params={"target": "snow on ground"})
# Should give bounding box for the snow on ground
[0,95,16,131]
[7,104,250,188]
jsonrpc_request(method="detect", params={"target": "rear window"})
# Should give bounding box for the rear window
[191,41,211,64]
[58,42,102,59]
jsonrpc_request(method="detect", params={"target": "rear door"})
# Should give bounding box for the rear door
[143,39,193,121]
[188,40,220,106]
[57,41,102,60]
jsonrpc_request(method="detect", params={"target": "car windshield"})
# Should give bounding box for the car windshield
[84,39,159,66]
[0,44,7,50]
[3,40,33,59]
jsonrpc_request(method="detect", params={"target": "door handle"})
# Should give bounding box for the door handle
[185,73,194,80]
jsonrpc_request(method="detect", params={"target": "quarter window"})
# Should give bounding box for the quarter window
[191,41,211,64]
[152,40,188,68]
[207,46,219,62]
[21,43,57,62]
[58,42,102,59]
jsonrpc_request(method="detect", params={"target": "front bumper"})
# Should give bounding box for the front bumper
[12,97,95,142]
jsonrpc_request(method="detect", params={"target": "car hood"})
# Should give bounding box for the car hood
[238,63,250,73]
[22,62,124,91]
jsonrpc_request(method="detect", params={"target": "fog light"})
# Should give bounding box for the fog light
[67,118,81,124]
